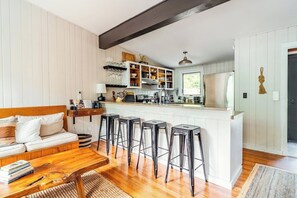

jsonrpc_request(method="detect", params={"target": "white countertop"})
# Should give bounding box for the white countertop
[101,101,243,117]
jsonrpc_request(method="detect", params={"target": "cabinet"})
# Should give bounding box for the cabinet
[126,62,142,88]
[157,68,174,90]
[165,69,174,90]
[125,61,174,90]
[158,68,166,89]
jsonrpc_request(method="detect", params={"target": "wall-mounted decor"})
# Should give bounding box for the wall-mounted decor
[258,67,267,94]
[122,52,135,62]
[139,54,148,64]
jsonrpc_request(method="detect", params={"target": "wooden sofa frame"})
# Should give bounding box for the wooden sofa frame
[0,105,79,166]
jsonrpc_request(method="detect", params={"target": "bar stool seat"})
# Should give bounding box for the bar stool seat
[97,114,120,155]
[172,124,201,133]
[136,120,169,178]
[165,124,207,197]
[115,116,141,166]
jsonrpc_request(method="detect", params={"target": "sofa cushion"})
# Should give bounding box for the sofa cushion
[15,119,42,143]
[25,132,78,152]
[0,144,26,158]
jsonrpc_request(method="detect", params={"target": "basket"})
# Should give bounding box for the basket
[77,134,92,148]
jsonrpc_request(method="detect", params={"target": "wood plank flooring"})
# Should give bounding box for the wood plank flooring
[92,142,297,198]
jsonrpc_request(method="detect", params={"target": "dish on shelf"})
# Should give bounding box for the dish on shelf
[131,73,137,78]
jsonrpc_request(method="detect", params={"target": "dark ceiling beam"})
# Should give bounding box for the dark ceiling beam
[99,0,229,49]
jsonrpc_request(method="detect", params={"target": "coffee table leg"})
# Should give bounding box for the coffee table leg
[74,176,86,198]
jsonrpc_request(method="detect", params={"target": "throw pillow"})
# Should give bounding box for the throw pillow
[15,119,42,143]
[0,137,16,147]
[0,116,16,122]
[40,120,64,136]
[17,112,64,136]
[17,112,64,124]
[0,116,17,138]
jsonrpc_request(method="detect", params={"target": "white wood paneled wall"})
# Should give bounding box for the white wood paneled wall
[0,0,123,140]
[0,0,97,107]
[0,0,145,141]
[203,60,234,75]
[174,60,234,97]
[235,26,297,154]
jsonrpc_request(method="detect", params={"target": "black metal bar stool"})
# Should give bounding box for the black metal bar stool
[136,120,169,179]
[115,116,141,166]
[165,124,207,197]
[97,114,120,155]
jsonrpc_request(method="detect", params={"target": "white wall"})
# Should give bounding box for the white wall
[0,0,166,141]
[0,0,134,140]
[0,0,99,107]
[235,25,297,154]
[174,60,234,97]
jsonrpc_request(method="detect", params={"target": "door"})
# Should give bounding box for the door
[288,54,297,142]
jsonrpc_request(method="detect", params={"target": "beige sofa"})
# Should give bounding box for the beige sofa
[0,105,79,166]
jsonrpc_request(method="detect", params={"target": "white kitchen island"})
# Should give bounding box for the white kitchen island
[101,101,243,189]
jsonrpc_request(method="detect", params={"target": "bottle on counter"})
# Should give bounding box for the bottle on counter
[77,91,82,100]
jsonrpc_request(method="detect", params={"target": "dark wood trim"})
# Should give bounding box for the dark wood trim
[99,0,229,49]
[288,48,297,53]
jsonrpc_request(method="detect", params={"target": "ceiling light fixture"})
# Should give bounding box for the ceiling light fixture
[178,51,192,65]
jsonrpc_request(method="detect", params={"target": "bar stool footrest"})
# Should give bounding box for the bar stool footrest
[169,162,204,172]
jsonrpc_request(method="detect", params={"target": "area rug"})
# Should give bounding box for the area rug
[27,171,131,198]
[238,164,297,198]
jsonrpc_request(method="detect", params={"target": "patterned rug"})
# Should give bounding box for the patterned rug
[238,164,297,198]
[27,171,131,198]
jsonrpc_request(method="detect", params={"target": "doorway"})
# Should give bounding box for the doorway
[287,52,297,157]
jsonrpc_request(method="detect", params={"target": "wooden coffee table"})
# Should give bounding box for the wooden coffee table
[0,148,109,198]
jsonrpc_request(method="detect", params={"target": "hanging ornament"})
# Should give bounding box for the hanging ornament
[258,67,267,94]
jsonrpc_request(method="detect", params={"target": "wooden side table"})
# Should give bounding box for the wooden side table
[67,108,105,124]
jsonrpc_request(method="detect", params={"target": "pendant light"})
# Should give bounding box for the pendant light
[178,51,192,65]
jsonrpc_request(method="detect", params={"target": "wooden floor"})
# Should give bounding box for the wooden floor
[92,141,297,198]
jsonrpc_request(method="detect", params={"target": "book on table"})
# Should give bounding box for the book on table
[0,160,34,184]
[0,160,30,174]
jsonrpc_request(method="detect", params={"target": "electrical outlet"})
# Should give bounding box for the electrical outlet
[273,91,279,101]
[243,93,247,99]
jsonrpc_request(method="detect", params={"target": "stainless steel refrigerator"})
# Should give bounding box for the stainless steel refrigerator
[203,72,234,109]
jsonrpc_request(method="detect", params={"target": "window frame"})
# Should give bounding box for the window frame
[182,72,202,96]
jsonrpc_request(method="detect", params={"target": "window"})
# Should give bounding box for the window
[182,72,201,95]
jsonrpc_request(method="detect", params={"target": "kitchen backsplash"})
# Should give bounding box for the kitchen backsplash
[105,84,175,101]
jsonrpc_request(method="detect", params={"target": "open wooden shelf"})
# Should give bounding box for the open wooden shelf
[67,108,104,124]
[103,65,127,71]
[106,84,127,88]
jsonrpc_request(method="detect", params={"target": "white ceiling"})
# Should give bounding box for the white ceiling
[121,0,297,67]
[27,0,297,68]
[26,0,163,35]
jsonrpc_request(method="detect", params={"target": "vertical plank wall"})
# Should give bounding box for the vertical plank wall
[0,0,127,140]
[0,0,236,142]
[235,26,297,154]
[0,0,97,106]
[203,60,234,75]
[174,60,234,96]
